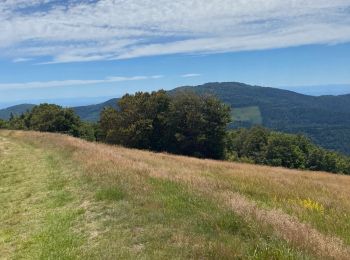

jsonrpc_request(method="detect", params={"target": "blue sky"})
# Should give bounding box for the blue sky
[1,0,350,107]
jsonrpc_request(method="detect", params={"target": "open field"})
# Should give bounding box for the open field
[1,130,350,259]
[231,106,263,125]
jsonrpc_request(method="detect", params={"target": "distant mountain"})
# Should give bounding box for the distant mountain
[0,99,119,122]
[1,82,350,155]
[0,104,35,120]
[172,82,350,155]
[72,98,118,122]
[282,84,350,96]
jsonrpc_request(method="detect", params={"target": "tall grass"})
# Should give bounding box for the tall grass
[1,130,350,259]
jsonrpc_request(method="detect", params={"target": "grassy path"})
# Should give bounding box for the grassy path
[0,134,88,259]
[1,131,350,259]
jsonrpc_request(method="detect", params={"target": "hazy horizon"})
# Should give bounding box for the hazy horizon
[1,82,349,109]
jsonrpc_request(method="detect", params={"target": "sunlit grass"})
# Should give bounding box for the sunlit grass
[1,130,350,259]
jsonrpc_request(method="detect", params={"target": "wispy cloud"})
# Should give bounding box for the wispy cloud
[1,0,350,63]
[0,75,164,90]
[12,58,32,63]
[181,74,201,78]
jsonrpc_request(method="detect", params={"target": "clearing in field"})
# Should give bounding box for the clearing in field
[231,106,263,125]
[1,130,350,259]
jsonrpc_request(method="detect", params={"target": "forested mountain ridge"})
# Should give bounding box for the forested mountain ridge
[0,104,35,120]
[172,82,350,154]
[72,98,118,122]
[1,82,349,154]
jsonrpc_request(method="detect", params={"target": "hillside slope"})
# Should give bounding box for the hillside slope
[173,82,350,154]
[1,130,350,259]
[0,104,35,120]
[72,98,118,122]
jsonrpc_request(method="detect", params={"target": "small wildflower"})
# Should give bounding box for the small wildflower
[299,198,325,214]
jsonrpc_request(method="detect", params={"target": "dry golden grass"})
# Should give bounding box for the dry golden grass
[221,191,349,259]
[3,130,350,259]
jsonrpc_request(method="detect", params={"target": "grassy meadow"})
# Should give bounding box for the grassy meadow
[1,130,350,259]
[231,106,262,125]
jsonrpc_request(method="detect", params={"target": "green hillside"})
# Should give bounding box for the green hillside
[1,130,350,259]
[72,98,118,122]
[0,104,35,120]
[70,83,350,155]
[172,82,350,154]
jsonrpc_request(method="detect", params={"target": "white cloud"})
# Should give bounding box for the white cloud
[150,75,164,79]
[1,0,350,63]
[12,57,32,63]
[181,74,201,78]
[0,75,164,90]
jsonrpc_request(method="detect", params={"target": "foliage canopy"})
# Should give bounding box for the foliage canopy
[100,90,231,159]
[226,126,350,174]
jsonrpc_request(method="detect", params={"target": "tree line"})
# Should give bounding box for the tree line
[0,104,96,141]
[226,127,350,174]
[99,90,230,159]
[1,90,349,174]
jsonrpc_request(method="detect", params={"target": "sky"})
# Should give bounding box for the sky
[0,0,350,107]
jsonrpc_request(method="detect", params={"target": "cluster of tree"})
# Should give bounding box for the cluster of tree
[4,104,96,141]
[226,126,350,174]
[99,90,231,159]
[0,119,8,129]
[1,91,349,175]
[175,82,350,155]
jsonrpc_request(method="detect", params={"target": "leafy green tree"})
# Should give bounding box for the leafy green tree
[306,148,350,173]
[266,133,307,169]
[77,122,96,141]
[225,126,350,174]
[100,107,120,143]
[343,159,350,174]
[167,92,231,159]
[225,127,269,163]
[27,104,81,135]
[8,113,27,130]
[5,103,96,140]
[100,90,231,159]
[100,90,171,150]
[241,126,269,163]
[0,119,8,129]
